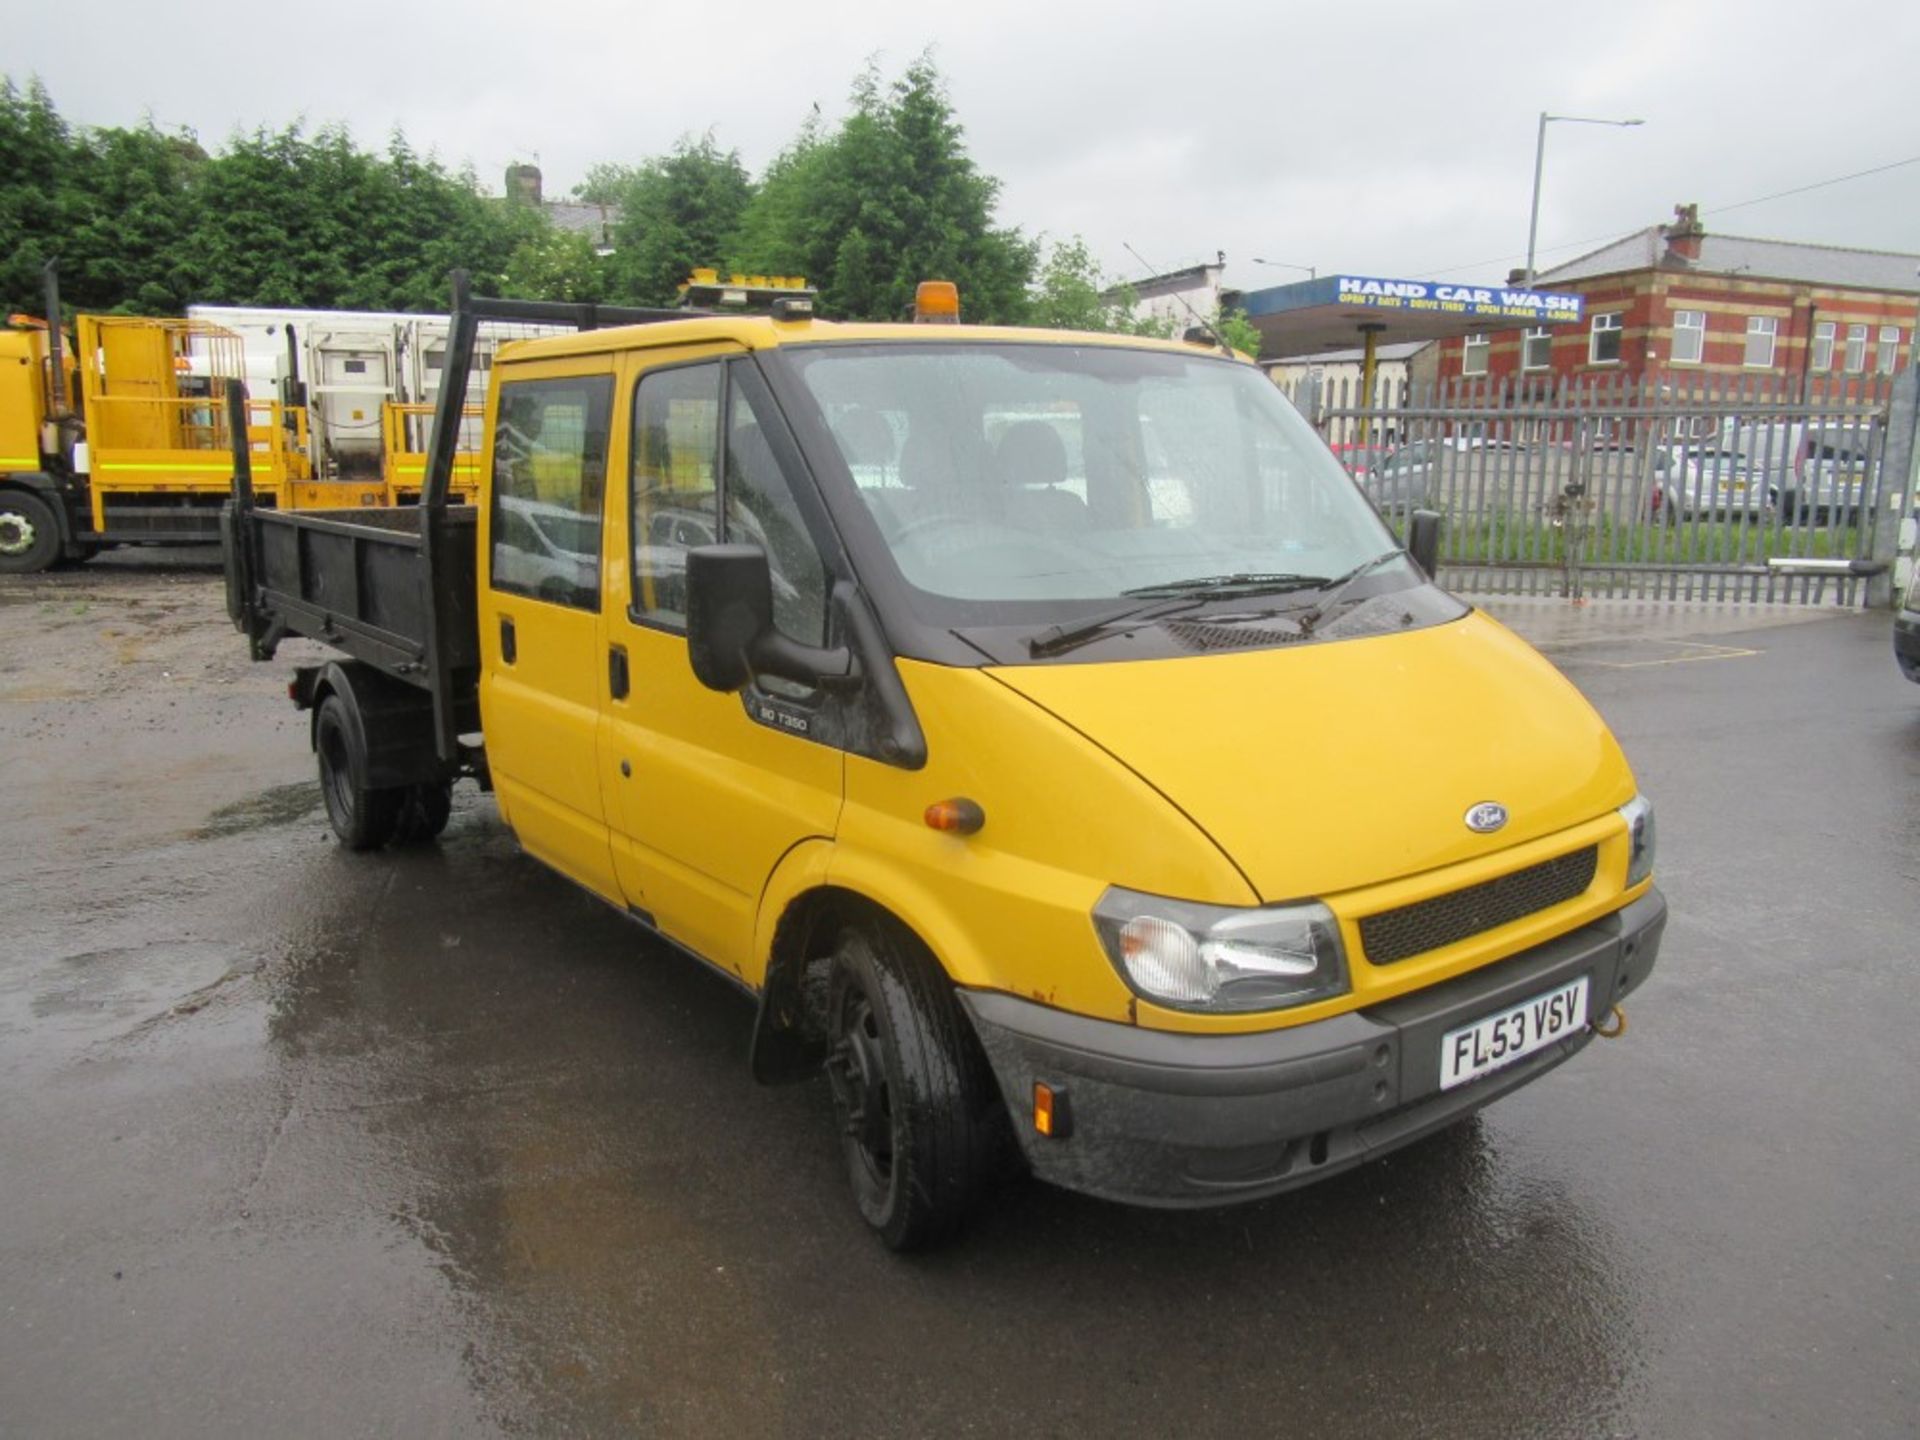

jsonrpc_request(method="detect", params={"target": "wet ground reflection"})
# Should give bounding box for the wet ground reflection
[245,795,1654,1437]
[10,594,1915,1437]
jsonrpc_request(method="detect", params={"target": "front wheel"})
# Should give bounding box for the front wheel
[0,491,62,574]
[315,694,401,850]
[824,920,1006,1250]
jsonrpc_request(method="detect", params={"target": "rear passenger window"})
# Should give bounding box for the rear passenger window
[489,375,613,609]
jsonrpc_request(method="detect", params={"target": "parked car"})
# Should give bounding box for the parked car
[1723,421,1872,525]
[1649,445,1769,523]
[1783,430,1870,525]
[1359,441,1443,518]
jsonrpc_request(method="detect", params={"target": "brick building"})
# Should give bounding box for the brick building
[1436,205,1920,391]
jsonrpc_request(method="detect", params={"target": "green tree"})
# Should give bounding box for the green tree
[573,163,637,206]
[178,124,538,311]
[1028,236,1170,335]
[1213,306,1262,358]
[0,77,79,314]
[601,135,753,307]
[735,55,1035,322]
[59,122,206,313]
[500,226,605,302]
[1027,238,1261,356]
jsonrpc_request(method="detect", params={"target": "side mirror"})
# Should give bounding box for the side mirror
[685,544,858,693]
[1408,509,1442,580]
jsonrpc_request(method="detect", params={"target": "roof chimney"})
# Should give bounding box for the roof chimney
[506,163,543,207]
[1664,202,1705,263]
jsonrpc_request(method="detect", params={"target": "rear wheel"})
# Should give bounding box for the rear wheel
[0,491,61,574]
[315,694,401,850]
[824,918,1006,1250]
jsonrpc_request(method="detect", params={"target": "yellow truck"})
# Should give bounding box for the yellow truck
[225,275,1665,1249]
[0,268,399,574]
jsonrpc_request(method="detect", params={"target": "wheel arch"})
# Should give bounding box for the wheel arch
[749,857,988,1086]
[299,660,446,790]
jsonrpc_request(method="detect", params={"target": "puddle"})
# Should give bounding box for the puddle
[194,782,324,840]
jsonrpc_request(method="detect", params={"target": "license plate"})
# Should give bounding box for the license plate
[1439,976,1589,1090]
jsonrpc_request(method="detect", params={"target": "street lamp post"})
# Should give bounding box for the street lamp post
[1252,258,1317,279]
[1525,112,1644,287]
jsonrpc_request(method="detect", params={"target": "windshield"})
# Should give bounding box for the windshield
[781,342,1404,619]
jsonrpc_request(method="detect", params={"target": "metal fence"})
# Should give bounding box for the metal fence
[1281,370,1909,604]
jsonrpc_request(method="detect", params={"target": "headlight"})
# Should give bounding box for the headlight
[1619,794,1656,887]
[1092,888,1348,1013]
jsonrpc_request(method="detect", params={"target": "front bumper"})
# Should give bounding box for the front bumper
[960,889,1665,1208]
[1895,609,1920,684]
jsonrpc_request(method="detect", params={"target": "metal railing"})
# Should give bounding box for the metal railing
[383,401,483,499]
[1284,370,1901,604]
[87,393,311,486]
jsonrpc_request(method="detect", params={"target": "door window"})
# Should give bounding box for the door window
[726,383,830,647]
[489,375,613,609]
[630,361,831,643]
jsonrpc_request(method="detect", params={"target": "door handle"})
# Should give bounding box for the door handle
[500,616,516,664]
[608,643,629,700]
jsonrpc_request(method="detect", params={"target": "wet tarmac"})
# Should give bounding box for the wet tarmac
[3,554,1916,1438]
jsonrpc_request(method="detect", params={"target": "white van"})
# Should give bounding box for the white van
[1721,420,1875,524]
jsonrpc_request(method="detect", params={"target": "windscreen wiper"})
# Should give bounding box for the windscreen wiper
[1120,572,1333,600]
[1026,597,1207,659]
[1293,550,1406,633]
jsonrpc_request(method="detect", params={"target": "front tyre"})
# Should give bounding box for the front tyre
[315,694,401,850]
[825,920,1005,1250]
[0,491,62,574]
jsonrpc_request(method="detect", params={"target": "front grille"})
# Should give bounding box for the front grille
[1360,845,1598,965]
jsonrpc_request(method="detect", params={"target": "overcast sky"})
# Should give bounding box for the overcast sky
[12,0,1919,298]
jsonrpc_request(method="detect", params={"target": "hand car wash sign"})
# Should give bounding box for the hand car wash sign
[1336,276,1585,324]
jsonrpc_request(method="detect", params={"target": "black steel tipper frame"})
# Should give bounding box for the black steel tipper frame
[224,271,700,770]
[414,273,690,761]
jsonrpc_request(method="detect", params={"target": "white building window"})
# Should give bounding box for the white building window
[1812,321,1836,371]
[1672,310,1706,364]
[1589,312,1622,364]
[1845,324,1868,373]
[1522,327,1552,370]
[1461,333,1489,376]
[1877,326,1901,374]
[1743,316,1777,369]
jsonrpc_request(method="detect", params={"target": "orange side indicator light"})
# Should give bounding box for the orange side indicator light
[923,797,985,835]
[1033,1082,1071,1138]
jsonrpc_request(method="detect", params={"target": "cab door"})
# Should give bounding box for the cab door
[598,349,845,982]
[477,359,624,903]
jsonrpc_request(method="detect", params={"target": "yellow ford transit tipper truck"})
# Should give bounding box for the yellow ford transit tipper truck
[224,275,1665,1250]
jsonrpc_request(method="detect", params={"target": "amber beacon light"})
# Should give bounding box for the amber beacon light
[914,280,961,323]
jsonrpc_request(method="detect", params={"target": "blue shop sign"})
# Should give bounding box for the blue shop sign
[1334,276,1584,324]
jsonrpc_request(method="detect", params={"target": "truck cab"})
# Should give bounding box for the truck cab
[228,280,1665,1249]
